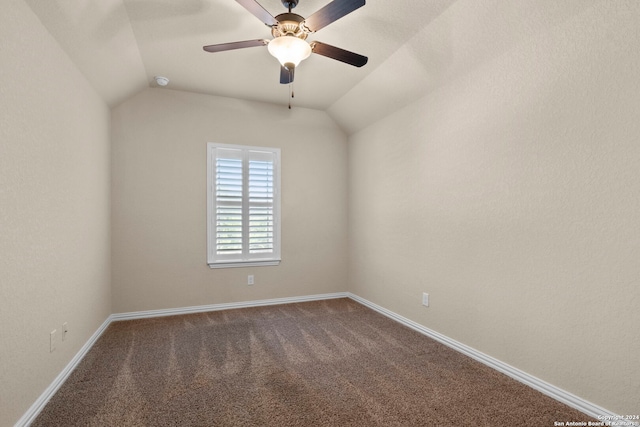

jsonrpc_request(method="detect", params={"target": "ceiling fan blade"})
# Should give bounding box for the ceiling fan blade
[203,39,268,53]
[311,41,368,67]
[235,0,278,26]
[280,66,295,84]
[303,0,365,33]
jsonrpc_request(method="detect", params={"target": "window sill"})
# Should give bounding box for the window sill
[208,260,281,269]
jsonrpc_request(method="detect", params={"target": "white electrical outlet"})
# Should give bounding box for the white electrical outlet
[248,275,254,285]
[62,322,68,341]
[422,293,429,307]
[50,329,57,353]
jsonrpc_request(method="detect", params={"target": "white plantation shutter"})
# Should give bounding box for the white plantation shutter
[249,152,275,254]
[207,143,281,268]
[215,149,243,256]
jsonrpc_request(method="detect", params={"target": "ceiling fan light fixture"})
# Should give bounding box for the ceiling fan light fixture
[267,36,311,69]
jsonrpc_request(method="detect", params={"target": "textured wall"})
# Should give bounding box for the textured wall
[111,89,348,313]
[348,0,640,415]
[0,1,112,425]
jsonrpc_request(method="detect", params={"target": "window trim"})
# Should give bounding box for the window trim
[207,142,281,269]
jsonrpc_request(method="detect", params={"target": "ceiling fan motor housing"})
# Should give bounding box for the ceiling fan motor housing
[272,13,308,39]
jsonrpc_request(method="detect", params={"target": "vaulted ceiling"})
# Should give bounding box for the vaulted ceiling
[23,0,597,134]
[22,0,453,131]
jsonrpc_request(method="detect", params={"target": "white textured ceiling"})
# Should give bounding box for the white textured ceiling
[23,0,599,134]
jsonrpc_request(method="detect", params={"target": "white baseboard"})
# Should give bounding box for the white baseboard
[346,292,626,422]
[110,292,349,321]
[17,291,628,426]
[15,317,112,427]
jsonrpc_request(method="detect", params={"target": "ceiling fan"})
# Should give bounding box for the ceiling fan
[203,0,368,86]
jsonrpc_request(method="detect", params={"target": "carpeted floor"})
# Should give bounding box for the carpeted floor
[32,298,593,426]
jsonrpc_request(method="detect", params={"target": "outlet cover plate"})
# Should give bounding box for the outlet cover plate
[50,329,57,352]
[422,293,429,307]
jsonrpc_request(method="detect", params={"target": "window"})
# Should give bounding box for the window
[207,143,281,268]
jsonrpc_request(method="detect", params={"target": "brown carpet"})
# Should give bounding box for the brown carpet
[33,298,592,426]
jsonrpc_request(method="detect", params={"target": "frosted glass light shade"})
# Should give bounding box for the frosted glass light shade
[267,36,311,68]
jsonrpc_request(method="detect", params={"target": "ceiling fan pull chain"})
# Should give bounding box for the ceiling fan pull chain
[288,70,295,109]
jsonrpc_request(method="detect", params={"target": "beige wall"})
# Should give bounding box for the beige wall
[0,1,111,425]
[4,0,638,422]
[111,88,348,313]
[348,0,640,416]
